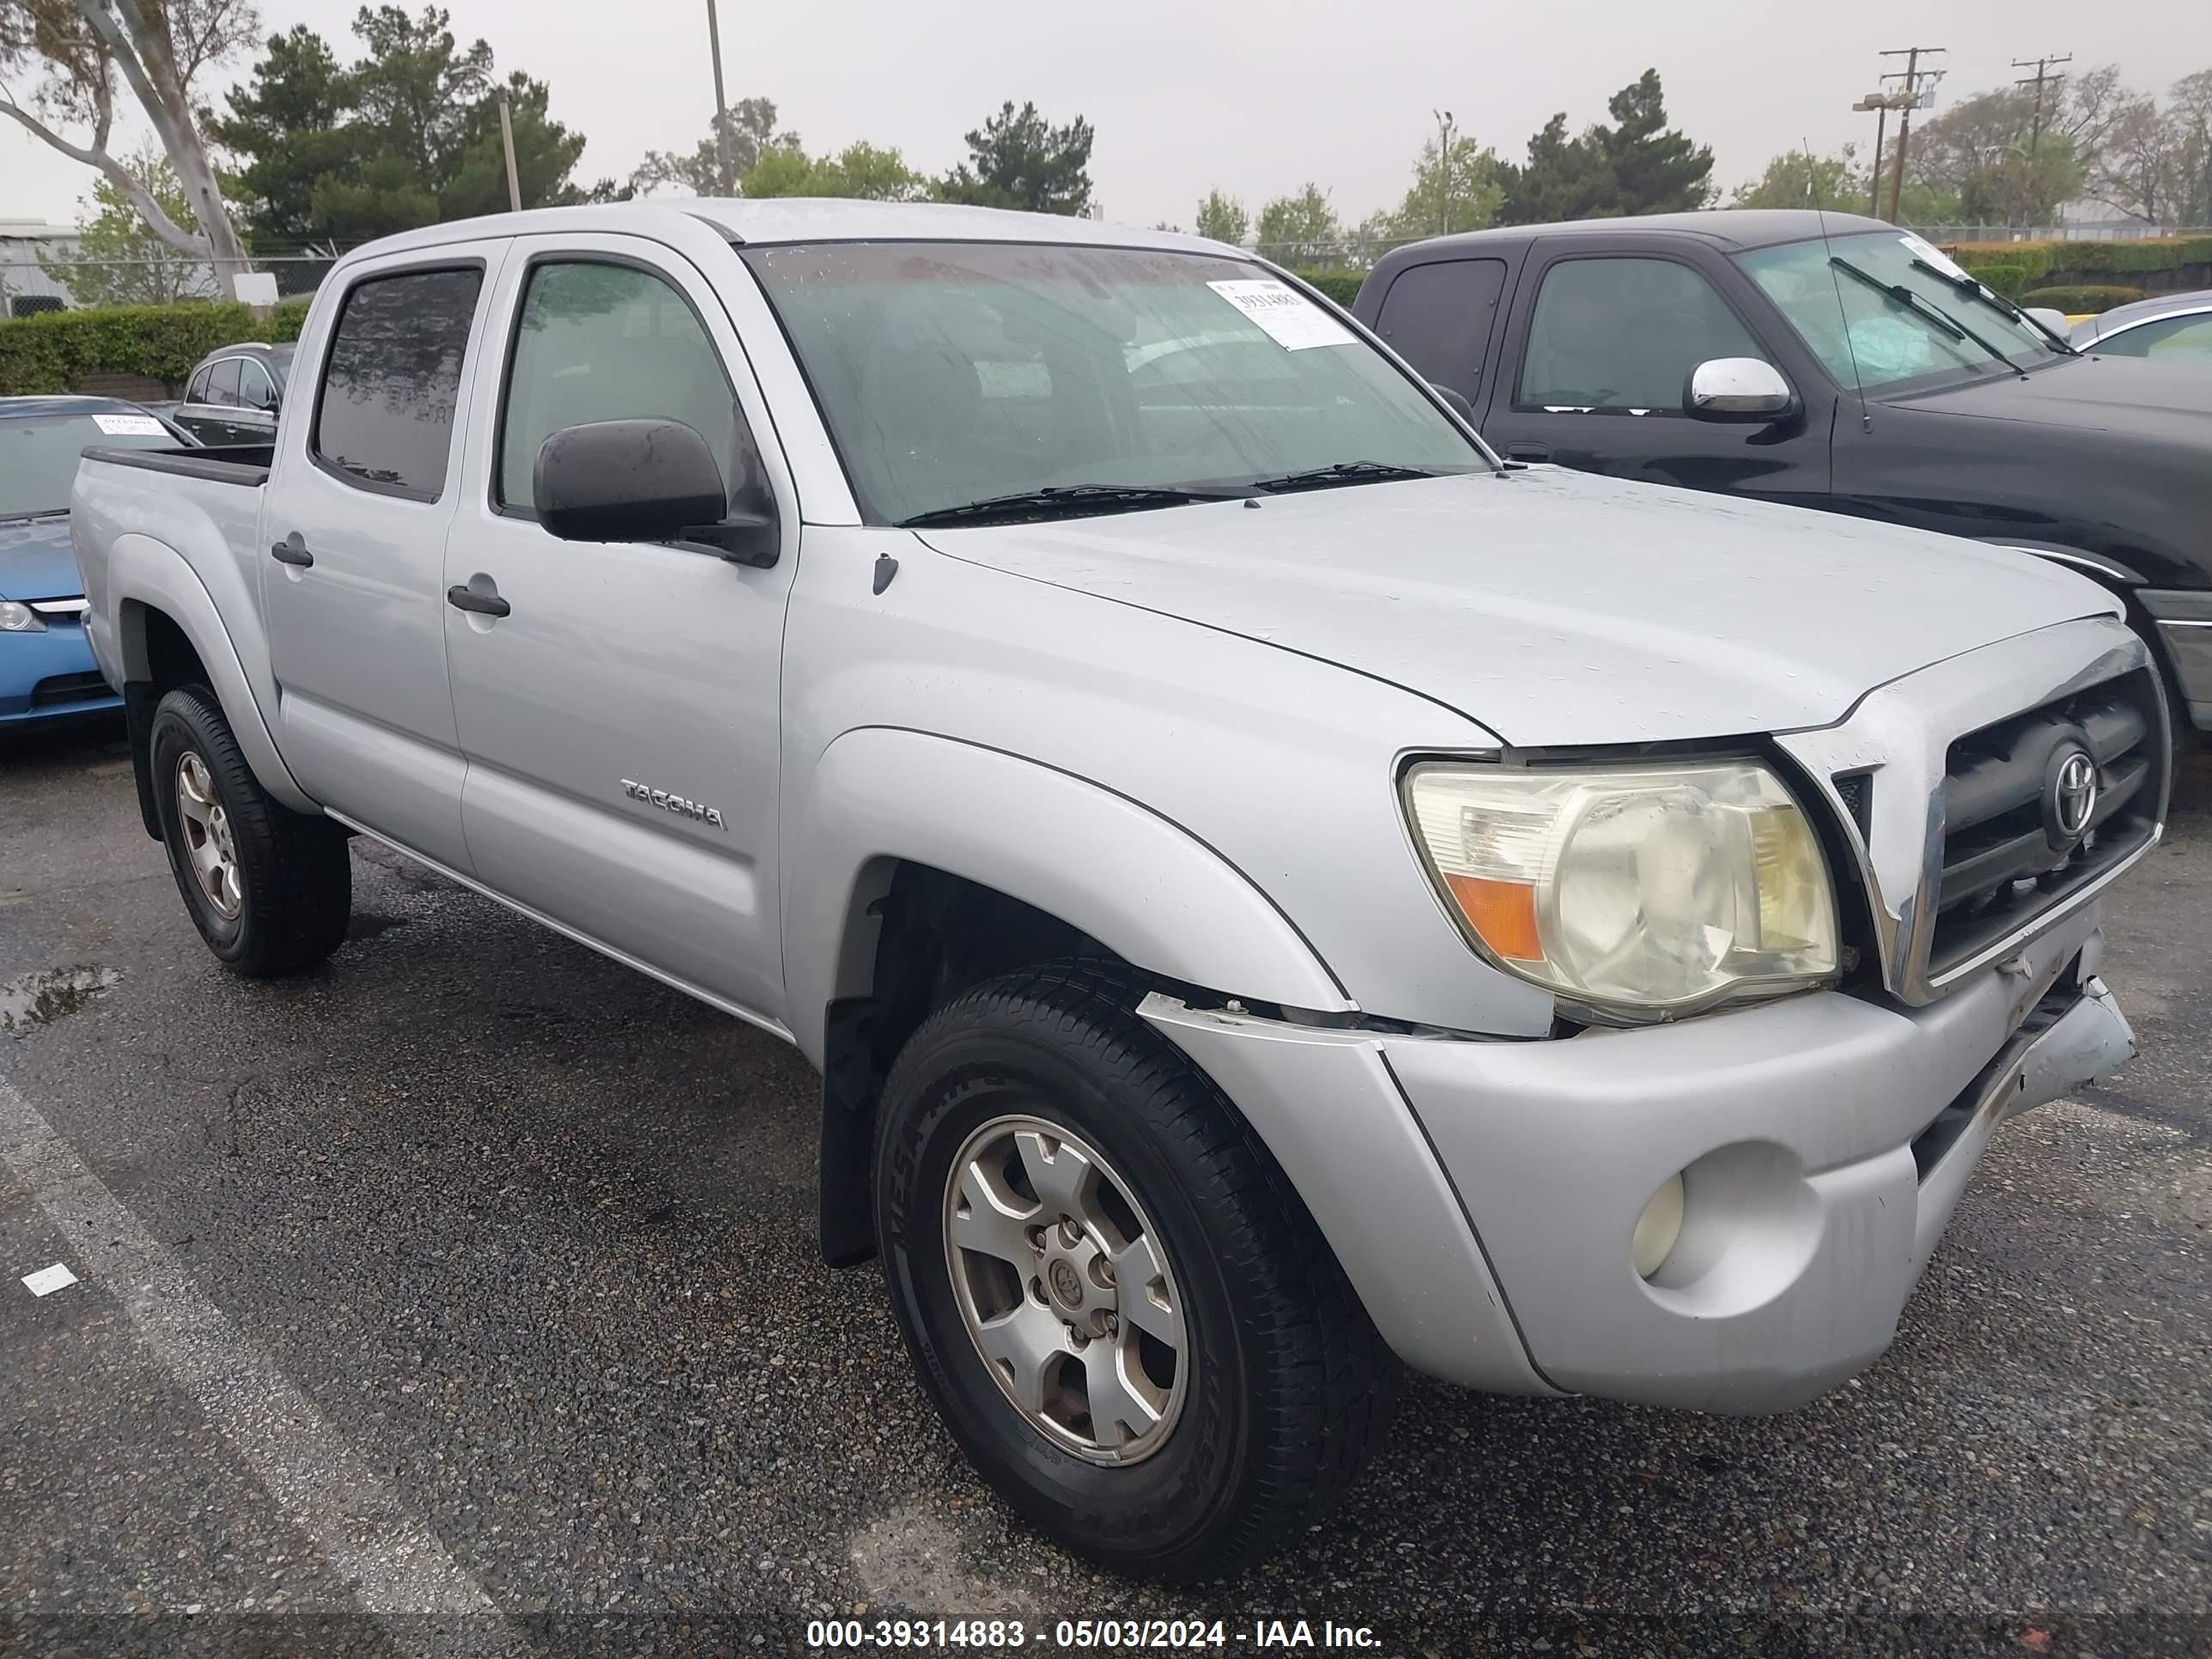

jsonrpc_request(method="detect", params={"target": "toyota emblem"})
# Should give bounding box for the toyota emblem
[2045,745,2100,847]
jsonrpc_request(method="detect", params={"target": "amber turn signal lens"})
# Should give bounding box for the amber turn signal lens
[1443,873,1543,962]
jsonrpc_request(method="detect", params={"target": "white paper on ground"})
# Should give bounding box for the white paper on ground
[1206,278,1356,350]
[90,413,167,437]
[21,1262,78,1297]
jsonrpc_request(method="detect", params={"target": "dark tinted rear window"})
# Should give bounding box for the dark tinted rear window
[312,266,483,497]
[1372,258,1508,398]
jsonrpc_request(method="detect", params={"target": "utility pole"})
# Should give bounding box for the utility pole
[1433,108,1455,234]
[1878,46,1946,224]
[706,0,732,195]
[2013,53,2070,155]
[498,90,523,211]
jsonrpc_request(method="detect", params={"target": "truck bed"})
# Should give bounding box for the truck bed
[82,443,275,488]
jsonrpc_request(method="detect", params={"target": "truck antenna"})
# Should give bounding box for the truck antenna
[1806,140,1872,434]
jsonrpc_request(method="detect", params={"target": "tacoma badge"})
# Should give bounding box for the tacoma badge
[621,778,726,830]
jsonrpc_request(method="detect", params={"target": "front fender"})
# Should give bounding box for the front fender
[781,726,1352,1066]
[103,533,315,813]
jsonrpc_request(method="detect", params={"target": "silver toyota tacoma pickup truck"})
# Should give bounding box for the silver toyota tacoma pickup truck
[71,200,2166,1579]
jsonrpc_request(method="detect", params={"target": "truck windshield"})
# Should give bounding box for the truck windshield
[1735,229,2064,392]
[0,414,174,519]
[742,241,1489,526]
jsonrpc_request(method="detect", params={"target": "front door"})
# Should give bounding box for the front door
[1480,246,1832,510]
[261,244,511,872]
[441,233,799,1024]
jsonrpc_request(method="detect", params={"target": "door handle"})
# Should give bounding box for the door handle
[270,532,313,567]
[1504,443,1551,462]
[447,583,511,618]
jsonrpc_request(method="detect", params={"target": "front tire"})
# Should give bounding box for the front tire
[873,963,1396,1580]
[149,684,351,977]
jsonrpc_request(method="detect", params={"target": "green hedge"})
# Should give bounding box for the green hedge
[1951,237,2212,292]
[1294,270,1365,307]
[2018,283,2145,314]
[1964,261,2026,297]
[0,298,312,396]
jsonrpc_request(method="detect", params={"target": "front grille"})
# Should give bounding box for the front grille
[1929,668,2163,976]
[27,671,112,709]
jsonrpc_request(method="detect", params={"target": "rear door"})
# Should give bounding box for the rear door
[261,241,510,872]
[440,233,801,1023]
[1365,255,1512,408]
[1480,238,1833,508]
[175,358,247,446]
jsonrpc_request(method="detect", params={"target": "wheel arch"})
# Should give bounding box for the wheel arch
[105,534,316,819]
[786,727,1351,1265]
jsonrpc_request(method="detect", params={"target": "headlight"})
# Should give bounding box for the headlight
[0,600,47,633]
[1404,758,1838,1018]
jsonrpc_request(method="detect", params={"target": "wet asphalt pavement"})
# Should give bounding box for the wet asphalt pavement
[1,720,2207,1659]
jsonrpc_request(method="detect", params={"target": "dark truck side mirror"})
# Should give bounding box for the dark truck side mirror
[1430,382,1478,423]
[534,417,779,566]
[1685,358,1796,423]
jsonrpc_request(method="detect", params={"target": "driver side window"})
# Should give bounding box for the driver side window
[1518,256,1765,411]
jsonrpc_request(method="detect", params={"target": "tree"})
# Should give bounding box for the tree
[1731,146,1867,210]
[1497,113,1620,224]
[206,23,363,246]
[2168,69,2212,225]
[1255,182,1341,265]
[1601,69,1712,213]
[1,0,255,276]
[38,142,220,303]
[2094,96,2186,223]
[630,96,791,196]
[1194,188,1248,245]
[210,6,598,246]
[1373,133,1503,241]
[738,139,926,201]
[937,100,1093,215]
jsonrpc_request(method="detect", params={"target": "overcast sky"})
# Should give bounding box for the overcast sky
[6,0,2210,232]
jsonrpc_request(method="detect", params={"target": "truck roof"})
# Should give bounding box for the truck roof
[1392,209,1896,257]
[330,198,1240,264]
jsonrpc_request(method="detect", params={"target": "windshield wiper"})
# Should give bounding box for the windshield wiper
[1907,257,2076,355]
[896,483,1249,529]
[1828,256,2024,371]
[1250,460,1438,495]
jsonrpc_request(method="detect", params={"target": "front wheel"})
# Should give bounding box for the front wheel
[149,684,352,977]
[873,963,1396,1580]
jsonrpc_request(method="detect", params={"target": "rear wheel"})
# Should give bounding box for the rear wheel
[150,684,351,976]
[873,962,1396,1580]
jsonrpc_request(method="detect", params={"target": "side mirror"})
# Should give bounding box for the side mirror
[2021,307,2069,337]
[535,418,766,559]
[1685,357,1796,423]
[1430,381,1477,422]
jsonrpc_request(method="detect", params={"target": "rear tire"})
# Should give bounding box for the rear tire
[873,961,1396,1581]
[149,684,351,977]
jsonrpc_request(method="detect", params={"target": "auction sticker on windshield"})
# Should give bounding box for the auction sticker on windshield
[90,413,167,436]
[1898,234,1972,283]
[1206,279,1355,350]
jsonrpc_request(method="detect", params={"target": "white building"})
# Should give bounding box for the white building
[0,219,86,313]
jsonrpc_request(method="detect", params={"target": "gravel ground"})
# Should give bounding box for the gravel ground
[1,720,2206,1659]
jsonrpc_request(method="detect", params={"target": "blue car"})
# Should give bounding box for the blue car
[2,396,190,729]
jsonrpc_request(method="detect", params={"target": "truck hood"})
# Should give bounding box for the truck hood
[1887,352,2212,439]
[917,469,2116,747]
[0,514,80,601]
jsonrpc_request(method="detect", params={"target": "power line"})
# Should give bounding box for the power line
[1878,46,1947,222]
[2012,53,2071,153]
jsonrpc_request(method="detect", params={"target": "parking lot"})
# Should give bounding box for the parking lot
[3,723,2208,1657]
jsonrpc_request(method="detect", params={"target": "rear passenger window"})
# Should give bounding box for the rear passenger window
[186,368,210,404]
[496,260,738,514]
[206,359,240,406]
[1517,257,1764,411]
[1372,258,1507,398]
[313,266,483,498]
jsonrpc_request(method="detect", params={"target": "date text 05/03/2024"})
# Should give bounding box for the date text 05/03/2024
[803,1618,1382,1649]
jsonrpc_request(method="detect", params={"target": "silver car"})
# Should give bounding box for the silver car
[70,199,2166,1580]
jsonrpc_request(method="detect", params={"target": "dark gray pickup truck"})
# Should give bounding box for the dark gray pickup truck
[1354,210,2212,732]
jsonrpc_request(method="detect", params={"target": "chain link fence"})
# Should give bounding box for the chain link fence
[0,253,341,319]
